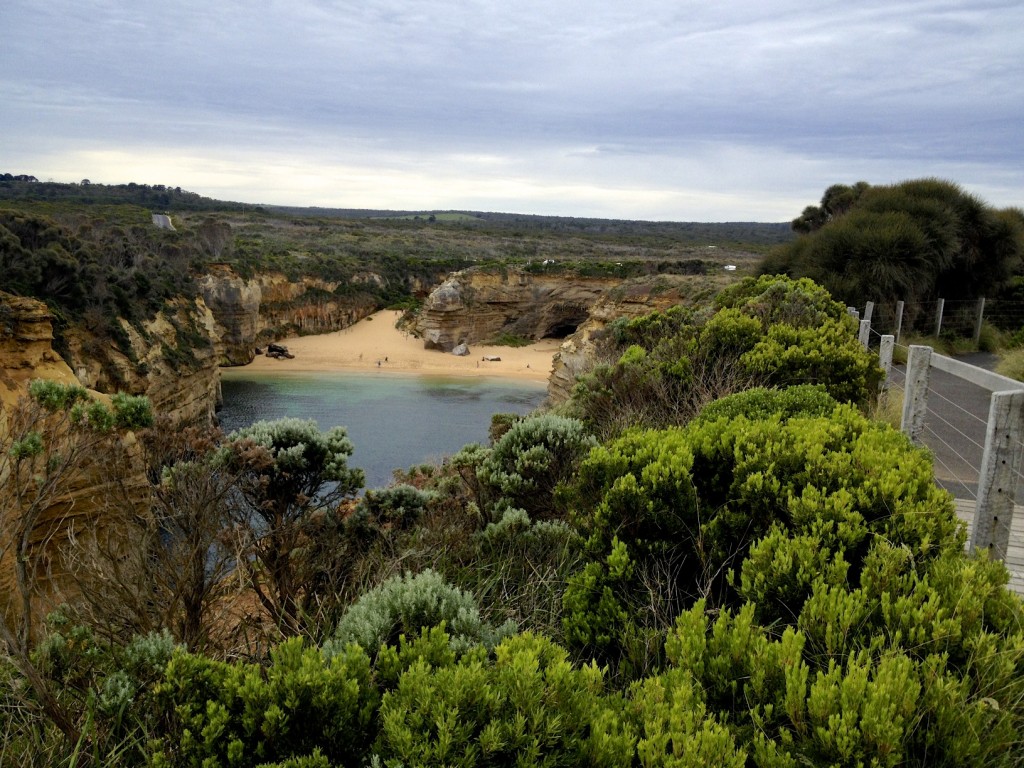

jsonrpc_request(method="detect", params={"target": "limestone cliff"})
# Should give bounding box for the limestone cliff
[415,267,620,352]
[546,275,730,404]
[198,267,379,365]
[63,298,223,426]
[0,292,81,413]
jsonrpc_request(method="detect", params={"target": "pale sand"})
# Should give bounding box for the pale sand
[238,310,561,382]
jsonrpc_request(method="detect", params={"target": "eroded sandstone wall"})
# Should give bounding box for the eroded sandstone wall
[199,267,380,365]
[546,275,730,405]
[414,267,620,352]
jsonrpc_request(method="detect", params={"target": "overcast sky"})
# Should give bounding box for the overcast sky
[3,1,1022,221]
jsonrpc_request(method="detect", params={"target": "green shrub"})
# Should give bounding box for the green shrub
[693,384,837,425]
[476,414,597,519]
[356,484,434,528]
[996,347,1024,382]
[561,391,967,672]
[375,631,635,767]
[151,637,377,768]
[324,570,515,658]
[567,276,881,440]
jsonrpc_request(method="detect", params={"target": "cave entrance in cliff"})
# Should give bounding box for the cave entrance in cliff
[542,306,589,340]
[544,321,580,339]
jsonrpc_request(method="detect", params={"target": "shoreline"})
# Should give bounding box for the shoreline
[231,310,561,382]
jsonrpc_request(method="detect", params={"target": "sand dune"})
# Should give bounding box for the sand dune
[239,310,561,381]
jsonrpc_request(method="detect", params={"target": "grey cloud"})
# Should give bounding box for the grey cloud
[2,0,1021,218]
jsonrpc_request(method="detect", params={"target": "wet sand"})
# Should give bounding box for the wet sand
[240,310,560,381]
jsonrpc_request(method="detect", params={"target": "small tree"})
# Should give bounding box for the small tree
[62,420,242,652]
[0,379,152,745]
[1,380,152,651]
[222,418,364,636]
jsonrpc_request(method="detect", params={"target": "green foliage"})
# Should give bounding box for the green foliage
[561,391,970,672]
[996,347,1024,382]
[693,384,837,425]
[325,570,515,659]
[27,378,89,411]
[226,418,364,498]
[482,332,534,347]
[738,317,883,405]
[222,418,365,634]
[375,631,634,767]
[764,179,1024,330]
[476,414,597,519]
[356,484,434,528]
[0,612,177,766]
[151,637,378,768]
[567,276,881,439]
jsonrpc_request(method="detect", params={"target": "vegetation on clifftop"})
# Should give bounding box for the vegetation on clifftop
[3,274,1021,767]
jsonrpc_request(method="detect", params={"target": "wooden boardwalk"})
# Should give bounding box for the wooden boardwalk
[954,499,1024,596]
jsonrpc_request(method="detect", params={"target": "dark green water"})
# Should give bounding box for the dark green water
[218,370,547,489]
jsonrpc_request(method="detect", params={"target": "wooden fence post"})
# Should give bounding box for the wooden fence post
[894,300,904,345]
[879,334,894,387]
[901,345,932,443]
[970,390,1024,562]
[859,319,871,348]
[864,301,874,324]
[934,298,945,337]
[973,297,986,346]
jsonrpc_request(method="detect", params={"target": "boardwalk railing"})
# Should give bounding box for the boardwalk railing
[897,345,1024,563]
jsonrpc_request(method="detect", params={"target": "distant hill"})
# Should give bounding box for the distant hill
[1,175,794,246]
[266,205,795,246]
[0,174,258,212]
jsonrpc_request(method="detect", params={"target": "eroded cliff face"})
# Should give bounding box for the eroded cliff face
[0,292,81,413]
[0,292,146,638]
[414,268,621,352]
[198,267,379,365]
[546,275,728,405]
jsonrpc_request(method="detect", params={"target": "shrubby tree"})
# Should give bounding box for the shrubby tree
[762,178,1024,325]
[565,275,882,439]
[476,413,597,520]
[0,379,152,746]
[221,418,364,636]
[324,569,515,658]
[1,380,152,651]
[62,420,244,652]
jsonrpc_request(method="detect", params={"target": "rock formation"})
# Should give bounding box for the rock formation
[199,266,379,366]
[546,275,730,404]
[415,267,620,352]
[0,292,82,413]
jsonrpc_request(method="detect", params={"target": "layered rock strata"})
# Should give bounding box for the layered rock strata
[546,276,730,404]
[199,267,380,365]
[415,268,620,352]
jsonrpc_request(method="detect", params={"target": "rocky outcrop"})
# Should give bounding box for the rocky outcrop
[0,292,82,413]
[199,267,379,365]
[415,268,620,352]
[63,298,223,426]
[546,275,729,404]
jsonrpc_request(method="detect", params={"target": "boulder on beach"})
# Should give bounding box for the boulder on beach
[452,342,470,356]
[267,343,295,359]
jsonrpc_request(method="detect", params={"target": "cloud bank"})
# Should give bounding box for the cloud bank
[3,0,1022,219]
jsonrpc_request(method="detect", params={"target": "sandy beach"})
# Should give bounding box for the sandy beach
[239,310,561,381]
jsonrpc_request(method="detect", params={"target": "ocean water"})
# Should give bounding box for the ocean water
[218,370,547,489]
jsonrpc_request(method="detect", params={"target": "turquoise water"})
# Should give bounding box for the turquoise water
[218,370,547,489]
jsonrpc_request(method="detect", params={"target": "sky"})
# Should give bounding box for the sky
[2,1,1022,221]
